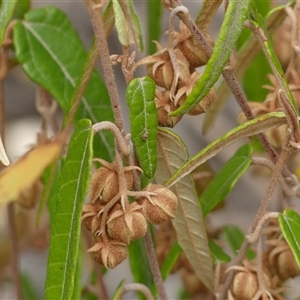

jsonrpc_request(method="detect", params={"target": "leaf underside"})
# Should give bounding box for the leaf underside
[155,128,214,292]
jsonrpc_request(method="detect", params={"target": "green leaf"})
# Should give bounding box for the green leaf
[160,241,182,281]
[13,0,30,19]
[112,0,143,51]
[128,238,156,299]
[45,119,93,300]
[279,209,300,268]
[21,273,40,300]
[208,240,231,263]
[250,4,299,115]
[0,0,17,45]
[126,77,157,178]
[170,0,251,116]
[167,112,287,188]
[112,280,125,300]
[223,225,256,260]
[200,144,252,217]
[147,0,161,54]
[13,7,114,161]
[156,128,214,292]
[202,3,290,133]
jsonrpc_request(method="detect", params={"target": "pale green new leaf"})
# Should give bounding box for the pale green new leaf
[126,77,157,179]
[167,112,287,188]
[155,128,214,292]
[45,119,93,300]
[170,0,251,116]
[112,0,143,51]
[0,0,16,45]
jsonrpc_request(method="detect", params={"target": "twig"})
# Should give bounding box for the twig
[144,230,168,300]
[166,0,294,183]
[84,0,125,133]
[7,204,24,300]
[116,283,155,300]
[217,144,296,300]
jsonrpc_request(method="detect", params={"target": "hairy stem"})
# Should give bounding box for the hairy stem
[144,230,168,300]
[117,283,155,300]
[84,0,125,133]
[167,0,294,182]
[217,144,295,299]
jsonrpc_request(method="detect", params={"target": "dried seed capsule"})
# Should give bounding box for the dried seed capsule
[81,202,103,233]
[155,89,182,127]
[107,203,148,244]
[88,237,128,269]
[137,183,178,225]
[89,166,133,204]
[232,271,258,300]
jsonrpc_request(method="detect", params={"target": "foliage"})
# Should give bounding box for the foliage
[1,0,300,299]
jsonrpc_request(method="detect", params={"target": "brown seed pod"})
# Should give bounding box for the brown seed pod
[231,270,258,300]
[147,48,190,90]
[107,202,148,244]
[180,267,208,296]
[176,22,214,70]
[137,183,178,225]
[81,202,103,234]
[270,241,300,281]
[88,237,128,269]
[89,166,133,204]
[155,89,182,127]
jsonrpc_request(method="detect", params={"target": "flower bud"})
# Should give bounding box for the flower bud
[137,183,178,224]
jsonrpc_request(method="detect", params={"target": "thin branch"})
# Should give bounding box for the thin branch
[84,0,125,133]
[7,204,24,300]
[144,230,168,300]
[117,283,155,300]
[166,0,294,183]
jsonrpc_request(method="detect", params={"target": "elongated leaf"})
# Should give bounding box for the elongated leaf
[45,119,93,300]
[13,0,30,19]
[167,112,287,188]
[155,128,214,292]
[278,209,300,267]
[250,4,299,114]
[0,0,16,45]
[170,0,251,116]
[112,0,143,51]
[13,7,114,161]
[160,241,182,281]
[147,0,161,54]
[195,0,223,31]
[203,3,288,133]
[200,144,252,217]
[223,225,255,260]
[208,240,231,263]
[0,137,63,206]
[126,77,157,178]
[128,238,156,299]
[112,280,125,300]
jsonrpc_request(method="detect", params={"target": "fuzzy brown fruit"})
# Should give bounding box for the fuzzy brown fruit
[89,166,133,203]
[107,203,148,244]
[155,89,182,127]
[232,270,258,300]
[88,237,128,269]
[137,183,178,225]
